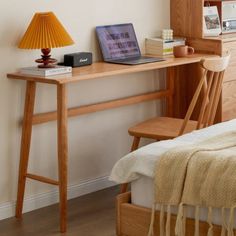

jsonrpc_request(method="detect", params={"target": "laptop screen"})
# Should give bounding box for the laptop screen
[96,23,141,61]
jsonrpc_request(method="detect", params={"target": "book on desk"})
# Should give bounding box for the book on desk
[145,37,186,56]
[20,65,72,77]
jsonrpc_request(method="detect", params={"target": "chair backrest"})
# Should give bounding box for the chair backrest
[178,55,230,136]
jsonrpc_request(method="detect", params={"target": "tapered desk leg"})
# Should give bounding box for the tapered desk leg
[16,81,36,218]
[57,84,68,233]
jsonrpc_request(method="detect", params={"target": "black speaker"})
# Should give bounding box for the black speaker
[64,52,93,67]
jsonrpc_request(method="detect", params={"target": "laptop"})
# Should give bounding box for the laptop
[96,23,165,65]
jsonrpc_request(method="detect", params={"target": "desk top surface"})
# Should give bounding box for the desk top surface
[7,54,215,85]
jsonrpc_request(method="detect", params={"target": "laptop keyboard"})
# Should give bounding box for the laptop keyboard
[107,56,165,65]
[116,56,162,63]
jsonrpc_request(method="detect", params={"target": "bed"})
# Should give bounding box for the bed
[110,119,236,236]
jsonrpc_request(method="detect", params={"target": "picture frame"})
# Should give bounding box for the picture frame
[203,6,221,37]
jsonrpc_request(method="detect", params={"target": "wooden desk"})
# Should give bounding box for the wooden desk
[7,54,214,232]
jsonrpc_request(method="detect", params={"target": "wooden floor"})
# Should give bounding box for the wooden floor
[0,186,119,236]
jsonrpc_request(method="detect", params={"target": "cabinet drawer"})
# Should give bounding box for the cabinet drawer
[222,81,236,121]
[222,42,236,83]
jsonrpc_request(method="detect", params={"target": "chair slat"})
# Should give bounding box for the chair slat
[209,71,225,126]
[125,55,231,193]
[128,55,230,153]
[202,72,219,128]
[178,70,208,136]
[197,71,214,129]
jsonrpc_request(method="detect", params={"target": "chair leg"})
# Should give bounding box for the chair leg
[120,136,141,193]
[120,183,128,193]
[131,136,141,152]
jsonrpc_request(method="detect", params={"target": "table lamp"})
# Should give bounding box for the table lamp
[18,12,74,68]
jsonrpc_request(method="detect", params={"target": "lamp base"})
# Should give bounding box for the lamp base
[35,48,57,68]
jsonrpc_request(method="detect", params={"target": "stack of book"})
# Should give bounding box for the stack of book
[20,65,72,77]
[145,37,186,56]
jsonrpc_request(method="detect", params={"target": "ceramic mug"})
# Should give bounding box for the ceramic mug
[173,45,195,58]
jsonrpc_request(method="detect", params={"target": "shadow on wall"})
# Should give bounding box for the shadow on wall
[90,28,103,62]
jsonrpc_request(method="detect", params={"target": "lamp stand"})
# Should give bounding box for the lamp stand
[35,48,57,68]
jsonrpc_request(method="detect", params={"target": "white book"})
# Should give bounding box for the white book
[20,66,72,77]
[146,41,185,50]
[146,49,172,56]
[146,41,185,49]
[146,38,186,56]
[146,37,185,45]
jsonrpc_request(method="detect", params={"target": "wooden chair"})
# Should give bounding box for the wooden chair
[120,55,230,193]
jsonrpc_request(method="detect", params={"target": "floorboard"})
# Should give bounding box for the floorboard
[0,186,119,236]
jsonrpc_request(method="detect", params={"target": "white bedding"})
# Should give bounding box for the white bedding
[110,119,236,227]
[131,176,236,227]
[110,119,236,184]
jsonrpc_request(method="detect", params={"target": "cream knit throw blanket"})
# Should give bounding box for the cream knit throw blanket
[148,131,236,236]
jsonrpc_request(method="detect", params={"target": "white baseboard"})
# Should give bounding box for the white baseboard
[0,175,116,221]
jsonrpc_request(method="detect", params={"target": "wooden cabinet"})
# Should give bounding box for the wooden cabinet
[222,41,236,83]
[170,0,203,38]
[221,41,236,120]
[222,81,236,121]
[171,0,236,122]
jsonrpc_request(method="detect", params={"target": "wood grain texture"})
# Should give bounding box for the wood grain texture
[206,33,236,43]
[187,38,222,55]
[15,81,36,219]
[166,67,175,117]
[129,56,229,142]
[196,56,229,127]
[32,91,170,125]
[171,65,189,118]
[26,173,59,186]
[171,0,203,38]
[178,69,208,135]
[206,0,230,2]
[169,63,203,120]
[128,117,198,140]
[116,191,130,235]
[208,72,225,125]
[170,0,236,124]
[222,80,236,121]
[7,54,215,85]
[222,41,236,82]
[117,192,236,236]
[10,53,217,233]
[0,186,118,236]
[57,84,68,233]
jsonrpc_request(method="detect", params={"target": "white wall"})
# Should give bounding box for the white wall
[0,0,169,218]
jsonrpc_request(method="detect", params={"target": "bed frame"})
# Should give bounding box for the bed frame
[116,192,234,236]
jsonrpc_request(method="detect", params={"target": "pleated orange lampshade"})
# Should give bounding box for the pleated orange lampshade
[18,12,74,68]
